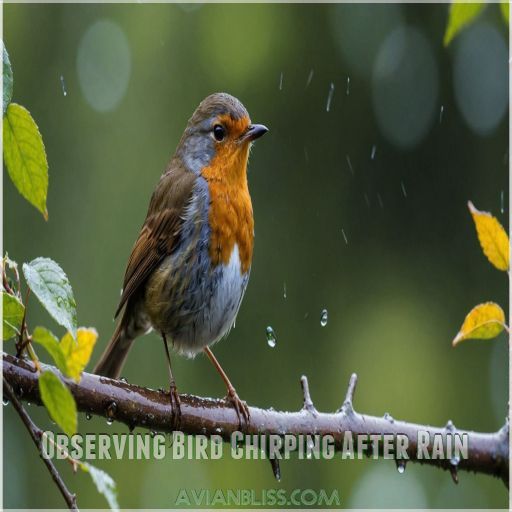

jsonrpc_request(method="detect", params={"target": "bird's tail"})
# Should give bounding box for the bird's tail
[93,320,135,379]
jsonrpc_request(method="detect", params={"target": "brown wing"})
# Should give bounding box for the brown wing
[114,161,196,318]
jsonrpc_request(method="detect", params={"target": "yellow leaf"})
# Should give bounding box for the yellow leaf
[444,2,485,46]
[468,201,509,271]
[453,302,506,346]
[60,327,98,381]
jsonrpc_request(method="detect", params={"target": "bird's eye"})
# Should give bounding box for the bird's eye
[213,124,226,142]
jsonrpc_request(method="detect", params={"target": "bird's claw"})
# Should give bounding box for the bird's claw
[225,387,250,430]
[169,383,182,431]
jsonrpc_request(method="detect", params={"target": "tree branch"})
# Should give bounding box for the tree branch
[3,375,78,510]
[3,352,508,487]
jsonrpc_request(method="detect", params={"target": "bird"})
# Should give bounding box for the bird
[93,92,267,428]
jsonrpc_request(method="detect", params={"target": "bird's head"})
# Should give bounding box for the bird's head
[177,93,268,180]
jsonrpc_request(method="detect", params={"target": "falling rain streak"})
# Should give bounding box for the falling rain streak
[346,76,350,95]
[439,105,444,124]
[501,190,504,214]
[400,181,407,198]
[326,82,335,112]
[60,75,67,97]
[306,69,314,88]
[346,155,354,175]
[341,228,348,244]
[377,193,384,209]
[266,326,276,348]
[279,72,283,91]
[371,145,377,160]
[320,309,328,327]
[283,282,287,300]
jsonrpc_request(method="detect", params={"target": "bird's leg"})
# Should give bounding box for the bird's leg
[204,346,250,429]
[162,333,181,431]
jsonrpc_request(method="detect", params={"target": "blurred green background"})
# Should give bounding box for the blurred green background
[3,2,509,509]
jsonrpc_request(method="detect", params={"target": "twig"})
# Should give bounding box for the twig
[3,353,509,486]
[3,376,78,510]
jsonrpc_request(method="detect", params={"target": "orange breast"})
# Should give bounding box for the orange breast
[201,144,254,274]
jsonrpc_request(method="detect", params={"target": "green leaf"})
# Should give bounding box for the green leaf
[38,371,77,436]
[3,103,49,219]
[2,291,24,340]
[500,2,509,23]
[82,463,119,511]
[32,326,68,375]
[3,43,13,115]
[22,257,77,338]
[444,3,485,46]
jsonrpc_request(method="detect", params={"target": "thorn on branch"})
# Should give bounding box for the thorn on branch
[338,373,358,414]
[300,375,318,416]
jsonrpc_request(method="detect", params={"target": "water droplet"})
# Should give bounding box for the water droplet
[215,427,222,434]
[450,454,460,466]
[439,105,444,124]
[346,76,350,95]
[326,82,335,112]
[396,460,406,474]
[306,438,314,459]
[371,145,377,160]
[106,417,114,426]
[60,75,67,97]
[3,399,9,406]
[346,155,354,175]
[500,190,504,214]
[384,412,394,423]
[279,72,283,91]
[283,282,287,300]
[445,419,455,431]
[306,69,314,88]
[266,326,276,348]
[106,401,117,423]
[150,430,157,438]
[85,412,92,420]
[341,228,348,245]
[120,377,128,383]
[400,180,407,198]
[27,402,31,406]
[320,309,328,327]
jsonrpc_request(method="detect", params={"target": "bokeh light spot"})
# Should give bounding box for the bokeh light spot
[372,26,438,149]
[77,19,131,112]
[453,22,508,136]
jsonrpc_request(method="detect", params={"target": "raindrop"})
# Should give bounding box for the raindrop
[450,454,460,466]
[304,146,309,162]
[283,282,287,300]
[27,402,31,406]
[500,190,504,214]
[3,399,9,406]
[396,459,406,474]
[326,82,335,112]
[341,228,348,245]
[85,412,92,420]
[306,438,315,459]
[445,419,455,431]
[346,76,350,95]
[106,401,117,423]
[120,377,128,383]
[106,417,114,426]
[384,412,394,423]
[320,309,328,327]
[150,430,157,438]
[306,69,314,88]
[371,145,377,160]
[400,180,407,198]
[377,193,384,208]
[439,105,444,124]
[266,326,276,348]
[364,193,371,208]
[60,75,67,97]
[346,155,354,175]
[279,72,283,91]
[215,427,222,434]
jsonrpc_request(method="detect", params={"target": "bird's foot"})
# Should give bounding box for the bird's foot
[169,383,182,431]
[225,386,250,430]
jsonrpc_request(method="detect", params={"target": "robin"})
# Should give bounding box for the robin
[93,92,267,427]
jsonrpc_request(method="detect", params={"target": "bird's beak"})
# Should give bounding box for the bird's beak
[241,124,268,143]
